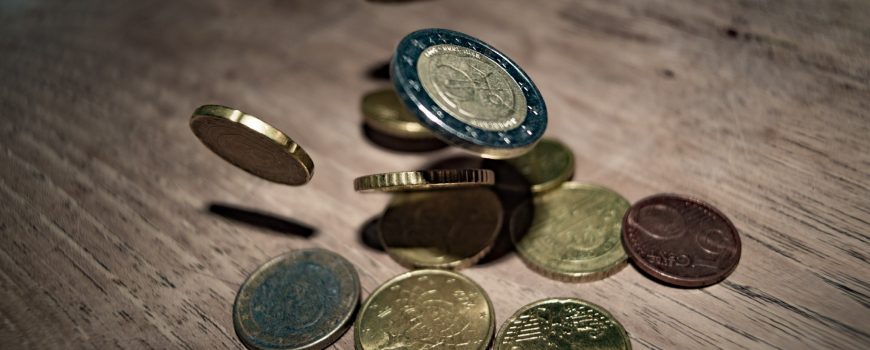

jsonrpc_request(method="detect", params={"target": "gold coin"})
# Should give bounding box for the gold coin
[362,89,435,139]
[494,298,631,350]
[379,188,503,269]
[190,105,314,185]
[512,182,630,281]
[505,138,574,193]
[353,169,494,192]
[354,269,495,350]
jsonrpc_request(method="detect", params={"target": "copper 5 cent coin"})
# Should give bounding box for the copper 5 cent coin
[621,194,741,288]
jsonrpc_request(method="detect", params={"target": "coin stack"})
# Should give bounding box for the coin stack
[189,27,741,350]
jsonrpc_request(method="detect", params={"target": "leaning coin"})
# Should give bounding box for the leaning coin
[355,269,495,350]
[190,105,314,185]
[391,28,547,159]
[380,188,503,269]
[494,298,631,350]
[504,138,575,193]
[233,248,360,350]
[512,182,630,282]
[362,88,436,139]
[353,169,494,192]
[621,194,741,288]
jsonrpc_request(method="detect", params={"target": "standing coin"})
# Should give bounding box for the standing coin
[233,249,360,350]
[354,169,494,192]
[512,182,630,282]
[505,138,575,193]
[494,298,631,350]
[392,28,547,159]
[379,188,503,269]
[621,194,741,287]
[190,105,314,185]
[362,89,436,139]
[355,269,495,350]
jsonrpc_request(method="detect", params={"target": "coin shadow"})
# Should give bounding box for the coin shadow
[365,60,391,81]
[358,215,386,252]
[207,203,317,238]
[361,124,448,153]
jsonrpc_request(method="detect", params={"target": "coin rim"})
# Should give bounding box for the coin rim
[190,104,314,185]
[353,169,495,192]
[391,28,547,159]
[620,193,742,288]
[361,89,437,139]
[232,248,361,350]
[353,269,496,350]
[511,182,630,282]
[493,297,632,350]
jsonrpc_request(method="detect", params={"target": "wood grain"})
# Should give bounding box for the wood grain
[1,0,868,348]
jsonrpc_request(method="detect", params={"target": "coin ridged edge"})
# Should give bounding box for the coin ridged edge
[353,169,495,192]
[353,269,496,350]
[190,104,315,185]
[493,298,631,350]
[233,248,360,350]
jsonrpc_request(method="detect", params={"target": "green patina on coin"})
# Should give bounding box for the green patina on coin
[512,182,630,281]
[494,298,631,349]
[505,138,574,193]
[233,249,360,350]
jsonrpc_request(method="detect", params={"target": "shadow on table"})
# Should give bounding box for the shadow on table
[357,215,386,252]
[207,203,317,238]
[365,60,391,81]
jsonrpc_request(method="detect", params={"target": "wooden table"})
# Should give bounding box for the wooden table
[1,0,868,348]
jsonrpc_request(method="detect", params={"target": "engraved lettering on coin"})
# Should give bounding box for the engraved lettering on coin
[417,44,527,131]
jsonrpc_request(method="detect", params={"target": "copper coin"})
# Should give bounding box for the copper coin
[621,194,741,287]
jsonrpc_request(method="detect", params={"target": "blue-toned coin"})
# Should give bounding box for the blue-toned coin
[233,248,360,350]
[391,28,547,159]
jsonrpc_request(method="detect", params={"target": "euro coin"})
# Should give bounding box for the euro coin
[391,28,547,159]
[621,193,741,288]
[353,169,494,192]
[233,249,360,350]
[190,105,314,185]
[362,88,435,139]
[379,188,503,269]
[512,182,630,282]
[354,269,495,350]
[505,138,574,193]
[494,298,631,350]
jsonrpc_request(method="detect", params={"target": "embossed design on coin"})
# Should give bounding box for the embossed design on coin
[622,194,741,287]
[418,44,527,131]
[233,249,360,350]
[380,188,503,269]
[355,270,494,350]
[494,298,631,350]
[512,182,630,281]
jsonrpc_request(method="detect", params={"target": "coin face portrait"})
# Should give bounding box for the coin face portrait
[417,44,527,131]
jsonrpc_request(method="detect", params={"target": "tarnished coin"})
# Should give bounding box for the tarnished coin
[353,169,494,192]
[190,105,314,185]
[233,249,360,350]
[494,298,631,350]
[392,28,547,159]
[505,138,575,193]
[380,188,503,269]
[621,194,741,288]
[512,182,630,282]
[354,269,495,350]
[362,89,435,139]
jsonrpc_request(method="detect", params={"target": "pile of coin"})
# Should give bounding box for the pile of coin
[189,27,741,350]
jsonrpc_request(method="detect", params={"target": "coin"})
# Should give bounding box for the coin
[233,249,360,350]
[512,182,630,282]
[379,188,503,269]
[190,105,314,185]
[353,169,495,192]
[621,194,741,288]
[391,28,547,159]
[505,138,574,193]
[362,88,436,139]
[494,298,631,350]
[354,269,495,350]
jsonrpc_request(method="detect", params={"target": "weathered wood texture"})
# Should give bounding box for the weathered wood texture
[1,0,868,349]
